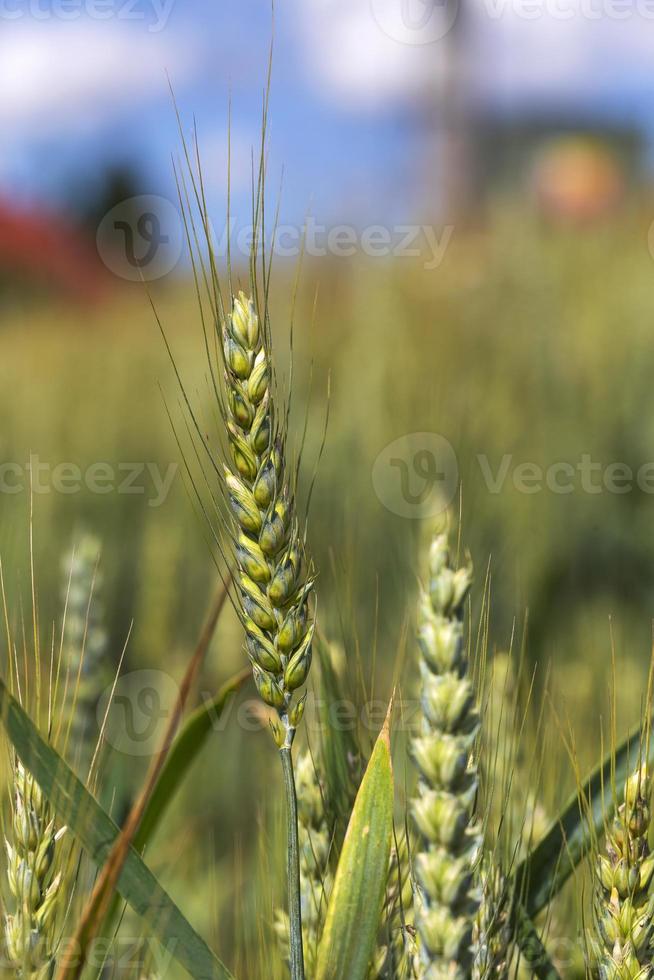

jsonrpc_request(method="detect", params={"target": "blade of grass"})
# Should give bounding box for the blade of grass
[0,675,236,980]
[315,637,359,843]
[514,903,562,980]
[134,666,250,851]
[314,698,394,980]
[101,665,249,946]
[513,723,649,918]
[55,581,230,980]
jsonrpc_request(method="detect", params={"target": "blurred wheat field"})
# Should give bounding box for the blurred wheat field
[1,203,654,974]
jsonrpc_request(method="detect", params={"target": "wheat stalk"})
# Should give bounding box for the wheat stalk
[274,750,333,975]
[410,523,481,979]
[4,758,66,979]
[276,750,418,980]
[593,764,654,979]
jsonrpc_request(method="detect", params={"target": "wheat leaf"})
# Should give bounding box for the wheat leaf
[314,700,394,980]
[514,903,563,980]
[514,724,648,916]
[0,676,236,980]
[134,667,250,851]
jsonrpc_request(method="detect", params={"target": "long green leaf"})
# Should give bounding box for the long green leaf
[102,667,250,948]
[0,678,236,980]
[134,667,250,852]
[514,903,562,980]
[315,637,360,845]
[513,725,647,918]
[314,702,394,980]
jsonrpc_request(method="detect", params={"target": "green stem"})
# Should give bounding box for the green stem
[280,743,305,980]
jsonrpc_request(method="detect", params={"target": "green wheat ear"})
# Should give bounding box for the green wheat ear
[4,758,66,979]
[593,764,654,979]
[61,533,108,777]
[380,832,418,979]
[220,291,315,747]
[410,520,481,979]
[474,857,512,980]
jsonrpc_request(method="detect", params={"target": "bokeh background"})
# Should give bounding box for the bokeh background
[2,0,654,974]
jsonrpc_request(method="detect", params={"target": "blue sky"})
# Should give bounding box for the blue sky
[2,0,654,227]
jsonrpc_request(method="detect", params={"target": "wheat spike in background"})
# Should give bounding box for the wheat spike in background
[594,765,654,979]
[4,759,66,979]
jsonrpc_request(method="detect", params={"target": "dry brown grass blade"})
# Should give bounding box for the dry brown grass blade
[55,578,231,980]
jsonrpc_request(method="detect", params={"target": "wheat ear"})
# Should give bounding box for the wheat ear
[218,291,315,979]
[379,833,418,979]
[410,525,481,979]
[473,859,511,980]
[4,759,66,978]
[219,291,314,742]
[594,764,654,979]
[61,534,107,777]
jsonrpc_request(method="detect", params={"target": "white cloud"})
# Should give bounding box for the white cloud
[0,20,196,140]
[287,0,441,110]
[467,4,654,106]
[290,0,654,110]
